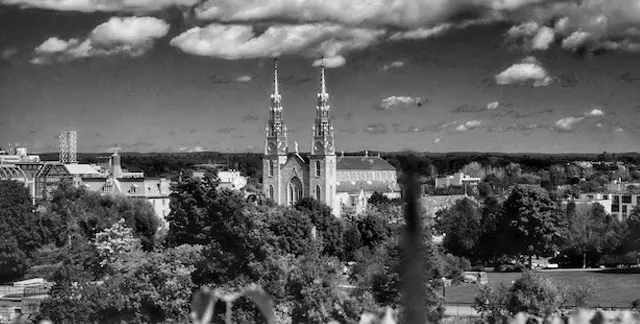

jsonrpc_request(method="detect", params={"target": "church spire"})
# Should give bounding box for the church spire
[320,57,326,95]
[273,58,280,97]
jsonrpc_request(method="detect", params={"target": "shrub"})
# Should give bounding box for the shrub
[560,278,599,308]
[474,271,563,321]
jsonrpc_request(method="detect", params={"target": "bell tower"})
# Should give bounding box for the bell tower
[309,59,338,215]
[263,58,288,204]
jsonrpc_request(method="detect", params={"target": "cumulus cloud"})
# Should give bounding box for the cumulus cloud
[389,23,453,40]
[555,116,584,132]
[455,120,485,132]
[1,48,18,60]
[434,137,441,144]
[32,16,169,64]
[235,75,252,82]
[378,96,423,110]
[487,101,500,110]
[502,0,640,54]
[170,23,384,63]
[364,123,387,134]
[0,0,198,12]
[614,127,624,133]
[179,146,206,153]
[382,61,404,70]
[585,108,604,117]
[312,55,345,68]
[495,56,553,87]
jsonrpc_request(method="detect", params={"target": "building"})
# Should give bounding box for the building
[192,163,248,190]
[435,172,481,188]
[261,59,400,217]
[572,191,640,221]
[81,151,171,223]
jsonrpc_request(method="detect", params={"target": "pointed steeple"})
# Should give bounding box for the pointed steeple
[320,57,326,95]
[273,58,280,97]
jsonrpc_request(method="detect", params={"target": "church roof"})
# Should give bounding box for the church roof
[336,180,401,194]
[337,156,396,171]
[286,152,309,164]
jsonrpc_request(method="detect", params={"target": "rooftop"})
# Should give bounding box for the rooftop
[336,156,396,171]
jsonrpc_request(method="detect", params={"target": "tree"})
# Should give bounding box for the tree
[506,271,562,317]
[267,208,314,256]
[356,212,392,250]
[0,180,44,256]
[564,204,607,268]
[502,185,567,269]
[434,198,481,261]
[476,196,505,264]
[0,237,29,283]
[164,176,221,247]
[295,198,344,259]
[626,205,640,252]
[367,192,391,208]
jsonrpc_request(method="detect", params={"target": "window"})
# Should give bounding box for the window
[315,160,321,177]
[623,205,628,214]
[269,160,274,177]
[622,195,632,204]
[587,194,594,200]
[316,185,321,200]
[612,195,620,212]
[269,185,274,199]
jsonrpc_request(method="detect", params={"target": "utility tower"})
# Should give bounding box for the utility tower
[59,131,77,164]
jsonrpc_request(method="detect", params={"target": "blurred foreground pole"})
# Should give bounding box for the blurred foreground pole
[401,156,427,324]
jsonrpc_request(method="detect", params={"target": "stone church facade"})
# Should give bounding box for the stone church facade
[262,59,401,217]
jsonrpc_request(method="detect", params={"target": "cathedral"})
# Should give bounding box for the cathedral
[262,59,401,218]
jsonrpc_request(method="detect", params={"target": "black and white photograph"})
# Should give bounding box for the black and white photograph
[1,0,640,323]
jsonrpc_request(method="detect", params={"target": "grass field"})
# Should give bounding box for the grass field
[444,270,640,308]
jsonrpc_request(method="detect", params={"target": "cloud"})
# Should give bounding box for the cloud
[434,137,441,144]
[585,108,604,117]
[489,123,540,132]
[378,96,424,110]
[450,104,485,113]
[1,48,18,60]
[31,16,169,64]
[218,126,234,133]
[561,31,592,51]
[614,127,624,133]
[312,55,345,68]
[170,23,384,63]
[235,75,252,82]
[555,116,584,132]
[393,124,430,133]
[501,0,640,54]
[454,120,485,132]
[364,123,387,134]
[382,61,404,70]
[242,115,259,121]
[495,56,553,87]
[389,23,453,40]
[487,101,500,110]
[0,0,198,12]
[179,146,206,153]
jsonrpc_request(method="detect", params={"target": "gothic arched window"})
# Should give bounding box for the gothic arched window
[316,185,321,200]
[268,160,274,177]
[269,185,274,199]
[315,160,321,177]
[288,177,303,205]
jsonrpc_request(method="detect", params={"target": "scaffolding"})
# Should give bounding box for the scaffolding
[59,131,77,164]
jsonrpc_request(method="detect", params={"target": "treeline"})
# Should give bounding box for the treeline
[435,185,640,270]
[0,177,467,324]
[36,150,640,185]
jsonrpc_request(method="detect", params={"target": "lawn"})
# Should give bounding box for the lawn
[444,270,640,308]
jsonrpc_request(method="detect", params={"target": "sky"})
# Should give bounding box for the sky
[1,0,640,154]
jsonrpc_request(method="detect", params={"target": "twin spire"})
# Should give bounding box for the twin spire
[270,57,327,100]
